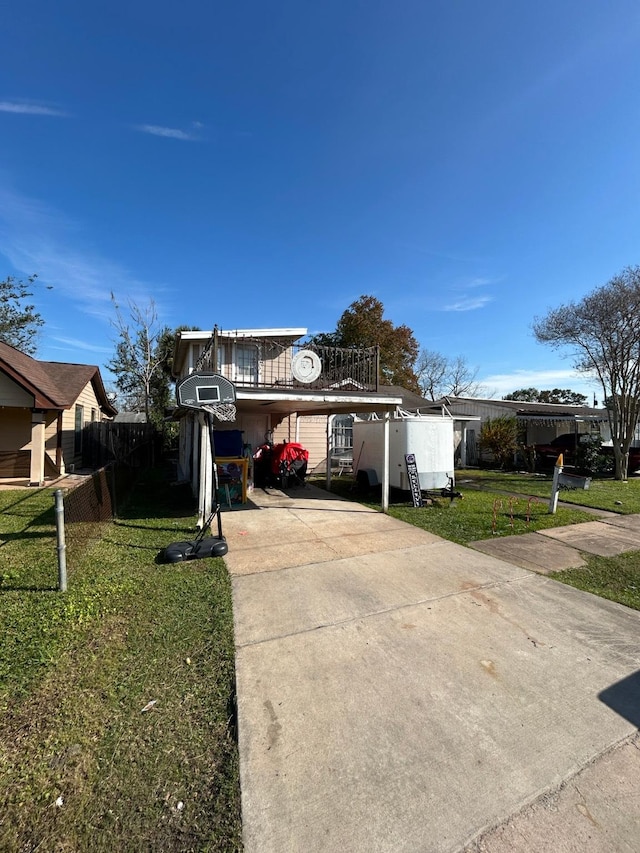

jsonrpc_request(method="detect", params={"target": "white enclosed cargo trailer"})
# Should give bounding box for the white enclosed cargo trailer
[353,414,455,491]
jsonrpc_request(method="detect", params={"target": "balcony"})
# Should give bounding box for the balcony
[195,337,380,393]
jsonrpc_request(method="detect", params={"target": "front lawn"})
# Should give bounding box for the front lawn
[456,468,640,514]
[0,473,241,852]
[384,491,595,545]
[312,475,595,545]
[551,552,640,611]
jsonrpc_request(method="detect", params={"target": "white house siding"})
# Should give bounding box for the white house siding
[268,414,329,470]
[295,414,330,470]
[272,413,297,446]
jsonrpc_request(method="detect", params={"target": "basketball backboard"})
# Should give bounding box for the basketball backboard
[176,372,236,410]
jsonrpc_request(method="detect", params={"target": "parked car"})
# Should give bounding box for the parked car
[533,433,640,472]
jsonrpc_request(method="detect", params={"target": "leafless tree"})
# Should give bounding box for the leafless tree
[447,355,483,397]
[107,295,167,421]
[533,265,640,480]
[416,350,483,400]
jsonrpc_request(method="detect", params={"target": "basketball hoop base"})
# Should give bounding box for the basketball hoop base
[158,536,229,564]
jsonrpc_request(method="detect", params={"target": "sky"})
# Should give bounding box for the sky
[2,0,640,401]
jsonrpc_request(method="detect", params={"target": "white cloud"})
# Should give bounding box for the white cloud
[51,336,113,354]
[135,124,198,141]
[479,368,599,398]
[464,277,493,288]
[0,186,162,320]
[0,100,68,117]
[442,295,493,312]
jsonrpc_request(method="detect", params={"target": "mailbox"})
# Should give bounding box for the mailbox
[557,472,591,490]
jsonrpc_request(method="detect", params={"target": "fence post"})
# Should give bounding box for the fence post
[54,488,68,592]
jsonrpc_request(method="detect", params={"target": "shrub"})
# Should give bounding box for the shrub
[479,416,520,470]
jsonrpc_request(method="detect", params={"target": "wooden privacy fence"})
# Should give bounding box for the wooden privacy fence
[82,421,158,469]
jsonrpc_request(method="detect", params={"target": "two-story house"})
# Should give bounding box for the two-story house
[171,327,403,514]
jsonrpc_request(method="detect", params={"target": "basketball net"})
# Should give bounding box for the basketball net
[202,402,237,423]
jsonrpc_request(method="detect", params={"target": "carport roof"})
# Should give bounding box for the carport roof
[234,386,403,416]
[435,395,608,422]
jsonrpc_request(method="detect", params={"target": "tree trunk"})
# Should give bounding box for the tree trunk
[613,444,629,480]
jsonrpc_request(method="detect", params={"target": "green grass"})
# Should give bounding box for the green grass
[384,491,595,545]
[0,473,241,852]
[551,551,640,611]
[312,475,595,545]
[456,468,640,514]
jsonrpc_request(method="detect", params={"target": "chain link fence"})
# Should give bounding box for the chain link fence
[56,428,160,582]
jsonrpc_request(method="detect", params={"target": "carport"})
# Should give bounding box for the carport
[180,384,403,524]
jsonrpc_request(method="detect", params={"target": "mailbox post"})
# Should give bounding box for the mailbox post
[548,453,591,514]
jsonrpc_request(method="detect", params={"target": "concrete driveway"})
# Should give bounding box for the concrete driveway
[224,485,640,852]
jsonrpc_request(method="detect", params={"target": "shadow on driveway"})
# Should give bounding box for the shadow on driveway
[599,669,640,727]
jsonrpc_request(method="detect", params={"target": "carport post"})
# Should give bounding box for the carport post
[326,415,332,491]
[382,409,390,512]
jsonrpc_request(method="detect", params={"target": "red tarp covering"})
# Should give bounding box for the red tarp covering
[270,442,309,474]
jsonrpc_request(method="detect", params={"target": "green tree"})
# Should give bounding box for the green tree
[0,274,49,355]
[502,387,539,402]
[310,295,420,391]
[534,265,640,480]
[503,388,588,405]
[478,416,520,470]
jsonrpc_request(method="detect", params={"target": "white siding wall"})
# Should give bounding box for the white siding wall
[296,415,329,470]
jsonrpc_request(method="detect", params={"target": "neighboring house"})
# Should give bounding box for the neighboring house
[433,396,612,465]
[171,328,403,513]
[0,341,117,485]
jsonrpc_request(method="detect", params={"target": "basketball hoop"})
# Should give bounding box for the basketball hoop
[177,372,237,412]
[202,402,237,422]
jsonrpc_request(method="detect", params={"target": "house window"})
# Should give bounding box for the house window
[91,408,97,422]
[234,344,259,385]
[74,405,84,454]
[332,415,353,452]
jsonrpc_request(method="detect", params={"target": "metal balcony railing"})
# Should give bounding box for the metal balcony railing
[196,337,379,392]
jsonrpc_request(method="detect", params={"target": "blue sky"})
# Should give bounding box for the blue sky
[2,0,640,399]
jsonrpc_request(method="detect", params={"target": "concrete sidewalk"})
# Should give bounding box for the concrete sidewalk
[470,512,640,573]
[224,485,640,852]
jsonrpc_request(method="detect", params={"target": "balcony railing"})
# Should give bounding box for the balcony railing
[196,338,379,392]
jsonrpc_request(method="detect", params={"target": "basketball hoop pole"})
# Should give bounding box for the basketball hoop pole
[205,409,225,540]
[175,371,238,532]
[158,372,238,564]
